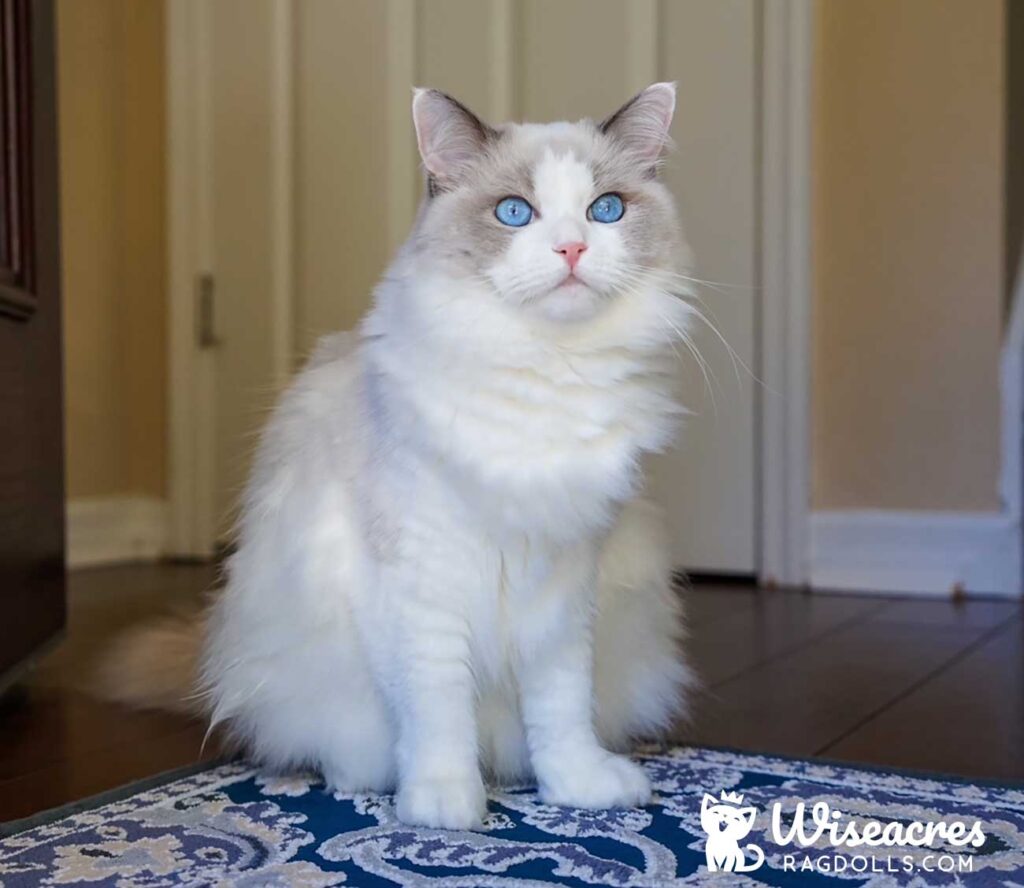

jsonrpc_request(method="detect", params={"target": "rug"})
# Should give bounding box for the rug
[1,747,1021,886]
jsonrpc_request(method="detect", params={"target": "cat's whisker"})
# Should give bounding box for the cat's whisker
[685,301,765,392]
[621,264,768,394]
[627,262,758,294]
[670,317,720,418]
[612,274,720,416]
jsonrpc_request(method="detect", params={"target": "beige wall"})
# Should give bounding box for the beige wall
[58,0,167,500]
[813,0,1005,511]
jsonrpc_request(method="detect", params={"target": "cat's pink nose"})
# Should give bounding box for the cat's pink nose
[554,241,588,270]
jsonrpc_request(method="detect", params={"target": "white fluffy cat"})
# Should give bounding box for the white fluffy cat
[104,83,697,830]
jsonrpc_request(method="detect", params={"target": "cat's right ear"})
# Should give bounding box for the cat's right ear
[600,82,676,169]
[702,793,717,812]
[412,88,494,191]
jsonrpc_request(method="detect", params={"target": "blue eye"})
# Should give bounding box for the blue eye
[589,193,625,223]
[495,196,536,227]
[495,196,533,227]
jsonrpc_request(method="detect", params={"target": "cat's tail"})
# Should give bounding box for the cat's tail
[737,845,766,873]
[92,611,206,717]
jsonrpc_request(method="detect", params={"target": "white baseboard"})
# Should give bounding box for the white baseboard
[810,510,1022,597]
[66,497,168,568]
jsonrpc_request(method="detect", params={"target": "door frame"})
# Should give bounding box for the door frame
[166,0,817,579]
[757,0,814,587]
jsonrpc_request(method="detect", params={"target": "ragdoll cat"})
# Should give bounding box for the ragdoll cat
[103,83,697,830]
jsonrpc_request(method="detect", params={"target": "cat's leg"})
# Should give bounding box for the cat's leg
[377,559,487,830]
[515,542,651,809]
[593,498,693,749]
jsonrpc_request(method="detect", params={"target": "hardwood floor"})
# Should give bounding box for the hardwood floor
[672,582,1023,779]
[0,564,218,822]
[0,563,1020,824]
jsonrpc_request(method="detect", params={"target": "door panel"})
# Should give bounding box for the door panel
[208,0,282,538]
[0,0,65,684]
[649,0,759,574]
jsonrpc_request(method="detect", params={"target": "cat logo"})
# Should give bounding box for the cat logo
[700,790,766,873]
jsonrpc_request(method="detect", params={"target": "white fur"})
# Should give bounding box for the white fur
[489,150,627,322]
[202,89,695,831]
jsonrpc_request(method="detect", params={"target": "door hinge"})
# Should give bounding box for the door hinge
[196,273,221,348]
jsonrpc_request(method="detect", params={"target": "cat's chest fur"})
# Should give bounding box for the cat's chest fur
[374,343,677,542]
[364,273,687,542]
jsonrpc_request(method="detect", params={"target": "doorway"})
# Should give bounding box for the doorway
[167,0,810,581]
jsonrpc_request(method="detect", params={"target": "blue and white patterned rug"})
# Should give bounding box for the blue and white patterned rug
[1,747,1021,886]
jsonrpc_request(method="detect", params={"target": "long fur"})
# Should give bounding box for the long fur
[95,613,204,716]
[100,84,698,830]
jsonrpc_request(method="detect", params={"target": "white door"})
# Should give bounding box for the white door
[174,0,759,574]
[167,0,293,547]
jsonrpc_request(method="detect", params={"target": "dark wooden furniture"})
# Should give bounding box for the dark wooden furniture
[0,0,65,688]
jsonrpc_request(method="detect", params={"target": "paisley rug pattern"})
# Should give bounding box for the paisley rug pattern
[1,746,1021,886]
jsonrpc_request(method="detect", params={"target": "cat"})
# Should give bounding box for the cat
[100,83,698,830]
[701,792,765,873]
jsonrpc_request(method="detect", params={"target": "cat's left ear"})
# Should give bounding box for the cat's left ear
[412,88,495,190]
[600,82,676,167]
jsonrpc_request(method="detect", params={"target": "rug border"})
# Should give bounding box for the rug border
[0,757,232,839]
[3,744,1019,841]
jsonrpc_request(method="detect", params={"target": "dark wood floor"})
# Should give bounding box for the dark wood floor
[0,564,1020,823]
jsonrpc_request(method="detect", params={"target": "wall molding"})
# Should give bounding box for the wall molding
[67,498,168,569]
[810,510,1020,597]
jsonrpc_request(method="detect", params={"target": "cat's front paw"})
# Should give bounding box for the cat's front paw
[396,772,487,830]
[538,751,651,810]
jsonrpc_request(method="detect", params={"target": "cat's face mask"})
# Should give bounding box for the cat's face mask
[412,84,682,323]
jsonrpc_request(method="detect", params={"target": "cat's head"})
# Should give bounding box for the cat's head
[410,84,685,324]
[701,793,757,840]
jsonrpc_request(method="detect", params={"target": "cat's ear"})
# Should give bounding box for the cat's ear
[701,793,717,812]
[740,806,757,830]
[600,82,676,167]
[412,88,495,189]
